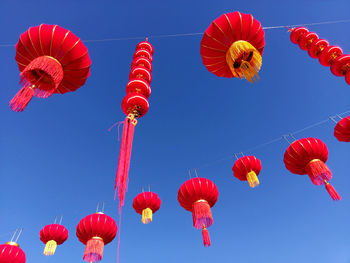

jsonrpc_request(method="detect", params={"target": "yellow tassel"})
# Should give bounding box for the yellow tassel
[226,40,262,83]
[246,171,260,188]
[142,208,153,224]
[43,240,57,256]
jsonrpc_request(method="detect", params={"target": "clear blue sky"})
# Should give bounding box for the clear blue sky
[1,0,350,262]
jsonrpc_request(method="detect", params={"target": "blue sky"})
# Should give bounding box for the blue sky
[1,0,350,262]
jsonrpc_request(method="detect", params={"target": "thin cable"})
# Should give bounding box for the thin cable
[262,19,350,30]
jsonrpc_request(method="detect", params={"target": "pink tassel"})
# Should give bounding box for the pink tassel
[83,238,104,262]
[202,226,211,247]
[325,182,341,201]
[192,200,213,229]
[306,159,332,185]
[9,86,34,112]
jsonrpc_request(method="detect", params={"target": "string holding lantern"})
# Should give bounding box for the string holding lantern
[0,229,26,263]
[200,11,265,83]
[10,24,91,112]
[232,155,262,188]
[39,221,68,256]
[76,212,117,263]
[177,177,219,247]
[283,137,341,201]
[332,115,350,142]
[133,191,161,224]
[289,27,350,85]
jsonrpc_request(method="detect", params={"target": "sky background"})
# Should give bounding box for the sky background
[1,0,350,262]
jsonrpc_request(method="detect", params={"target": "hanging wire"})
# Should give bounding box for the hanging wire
[59,215,63,225]
[10,229,18,242]
[14,228,23,243]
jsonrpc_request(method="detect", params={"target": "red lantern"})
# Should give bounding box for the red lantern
[283,137,341,200]
[200,11,265,83]
[133,192,161,224]
[10,24,91,112]
[289,27,350,85]
[334,116,350,142]
[115,40,153,212]
[76,213,117,263]
[232,156,262,188]
[177,178,219,247]
[39,224,68,256]
[0,242,26,263]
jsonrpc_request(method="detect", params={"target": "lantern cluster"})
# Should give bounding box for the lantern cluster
[233,156,262,188]
[290,27,350,85]
[133,192,161,224]
[39,224,68,256]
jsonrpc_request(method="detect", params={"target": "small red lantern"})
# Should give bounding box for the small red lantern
[289,27,350,85]
[200,11,265,83]
[39,224,68,256]
[10,24,91,112]
[76,213,117,262]
[133,192,161,224]
[0,242,26,263]
[283,137,341,200]
[334,116,350,142]
[177,178,219,247]
[232,156,262,188]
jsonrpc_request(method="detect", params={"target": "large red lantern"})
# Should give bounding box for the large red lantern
[76,213,117,262]
[10,24,91,112]
[283,137,341,200]
[39,224,68,256]
[334,116,350,142]
[0,242,26,263]
[232,155,262,188]
[177,178,219,247]
[133,192,161,224]
[200,11,265,83]
[289,27,350,85]
[115,40,153,213]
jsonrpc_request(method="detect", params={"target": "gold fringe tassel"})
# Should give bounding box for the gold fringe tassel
[142,208,153,224]
[44,240,57,256]
[246,171,260,188]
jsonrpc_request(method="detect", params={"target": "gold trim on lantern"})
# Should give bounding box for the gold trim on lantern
[194,199,208,204]
[91,236,104,241]
[307,159,321,166]
[44,55,62,67]
[6,242,19,247]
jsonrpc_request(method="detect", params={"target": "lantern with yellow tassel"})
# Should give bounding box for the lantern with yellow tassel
[39,224,68,256]
[232,155,262,188]
[133,192,161,224]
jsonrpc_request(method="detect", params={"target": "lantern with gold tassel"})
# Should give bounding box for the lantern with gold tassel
[39,223,68,256]
[133,192,161,224]
[233,155,262,188]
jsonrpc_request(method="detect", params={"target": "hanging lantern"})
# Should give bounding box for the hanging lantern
[115,40,153,213]
[232,156,262,188]
[0,242,26,263]
[334,116,350,142]
[177,178,219,247]
[200,11,265,83]
[283,137,341,201]
[39,224,68,256]
[289,27,350,85]
[76,213,117,263]
[10,24,91,112]
[132,192,161,224]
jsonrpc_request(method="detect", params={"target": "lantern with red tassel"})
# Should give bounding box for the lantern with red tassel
[232,155,262,188]
[200,11,265,83]
[334,116,350,142]
[76,213,117,262]
[177,178,219,247]
[10,24,91,112]
[284,137,341,201]
[115,40,153,212]
[289,27,350,85]
[0,242,26,263]
[133,192,161,224]
[40,224,68,256]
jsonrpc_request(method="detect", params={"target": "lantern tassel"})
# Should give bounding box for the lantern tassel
[192,200,213,229]
[306,159,332,185]
[246,171,260,188]
[142,208,153,224]
[325,182,341,201]
[83,238,104,263]
[9,85,35,112]
[43,240,57,256]
[202,226,211,247]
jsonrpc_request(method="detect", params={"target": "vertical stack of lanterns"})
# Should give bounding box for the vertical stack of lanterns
[115,40,154,211]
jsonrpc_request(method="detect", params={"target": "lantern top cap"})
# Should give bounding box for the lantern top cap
[5,241,19,247]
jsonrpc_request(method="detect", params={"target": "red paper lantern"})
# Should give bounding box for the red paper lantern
[283,138,341,200]
[200,11,265,83]
[133,192,161,224]
[10,24,91,112]
[0,242,26,263]
[232,156,262,188]
[177,178,219,247]
[289,27,350,85]
[334,116,350,142]
[39,224,68,256]
[76,213,117,263]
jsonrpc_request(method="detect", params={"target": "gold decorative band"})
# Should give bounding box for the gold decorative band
[44,55,62,66]
[91,236,104,241]
[6,241,19,247]
[194,199,208,204]
[307,159,321,166]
